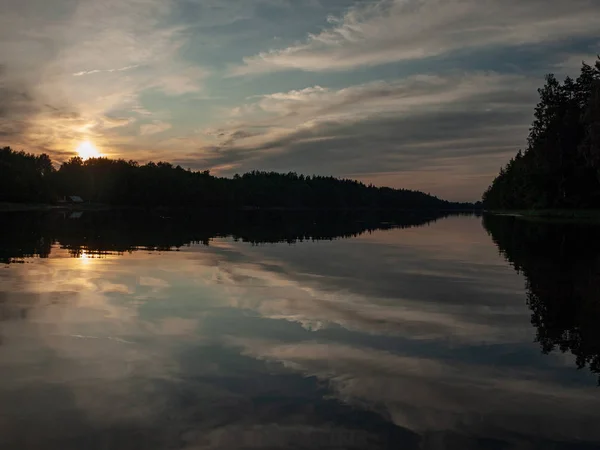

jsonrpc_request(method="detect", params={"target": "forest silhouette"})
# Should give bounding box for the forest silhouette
[0,148,472,210]
[483,58,600,210]
[484,214,600,383]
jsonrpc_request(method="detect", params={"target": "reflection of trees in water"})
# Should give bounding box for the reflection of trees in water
[483,214,600,383]
[0,209,456,263]
[0,215,53,263]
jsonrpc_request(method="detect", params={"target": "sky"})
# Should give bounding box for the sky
[1,0,599,201]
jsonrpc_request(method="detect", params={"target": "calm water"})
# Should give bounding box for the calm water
[1,211,599,449]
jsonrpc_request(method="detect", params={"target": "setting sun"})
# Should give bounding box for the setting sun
[76,141,101,160]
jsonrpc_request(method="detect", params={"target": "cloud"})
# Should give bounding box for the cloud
[552,49,600,72]
[230,0,600,75]
[193,72,538,200]
[0,0,207,158]
[73,64,140,77]
[152,67,208,95]
[102,115,136,129]
[202,128,260,147]
[253,73,534,120]
[140,120,172,136]
[0,65,40,138]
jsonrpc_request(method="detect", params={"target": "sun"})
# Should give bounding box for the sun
[76,141,102,160]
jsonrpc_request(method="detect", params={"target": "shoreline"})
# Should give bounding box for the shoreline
[0,202,480,214]
[486,209,600,222]
[0,203,113,212]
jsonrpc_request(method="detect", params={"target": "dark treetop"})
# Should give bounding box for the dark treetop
[482,58,600,210]
[0,148,472,210]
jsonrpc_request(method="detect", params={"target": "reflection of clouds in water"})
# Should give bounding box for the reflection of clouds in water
[99,281,134,294]
[232,338,600,444]
[0,258,137,332]
[134,275,172,300]
[156,317,199,336]
[181,424,381,450]
[0,333,182,445]
[203,227,530,344]
[1,216,599,448]
[138,275,170,289]
[223,274,504,341]
[0,249,191,438]
[67,334,134,344]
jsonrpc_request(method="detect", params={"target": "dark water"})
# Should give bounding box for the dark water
[1,210,599,449]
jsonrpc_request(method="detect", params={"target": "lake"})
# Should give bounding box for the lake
[1,211,599,449]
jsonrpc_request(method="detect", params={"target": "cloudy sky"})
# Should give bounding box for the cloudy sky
[1,0,599,200]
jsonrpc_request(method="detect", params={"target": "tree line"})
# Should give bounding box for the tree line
[483,58,600,210]
[0,147,472,210]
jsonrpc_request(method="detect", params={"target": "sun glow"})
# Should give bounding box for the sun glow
[76,141,101,160]
[79,250,92,265]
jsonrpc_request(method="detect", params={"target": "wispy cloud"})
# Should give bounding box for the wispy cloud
[140,120,172,136]
[230,0,600,75]
[102,116,136,128]
[0,0,207,157]
[73,65,140,77]
[189,72,538,200]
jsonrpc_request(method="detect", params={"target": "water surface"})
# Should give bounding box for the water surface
[1,211,599,449]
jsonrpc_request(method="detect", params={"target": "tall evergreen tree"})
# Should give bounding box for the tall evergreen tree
[483,58,600,210]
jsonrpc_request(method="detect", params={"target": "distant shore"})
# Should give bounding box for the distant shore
[487,209,600,222]
[0,202,114,212]
[0,202,480,214]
